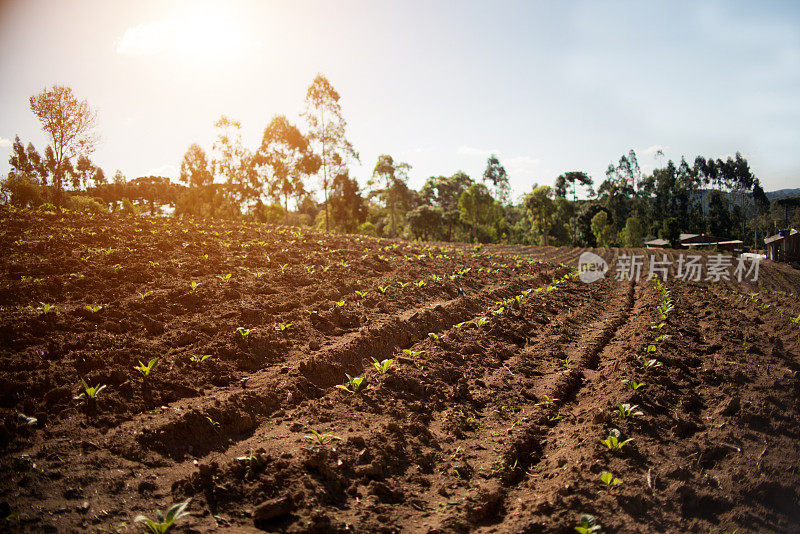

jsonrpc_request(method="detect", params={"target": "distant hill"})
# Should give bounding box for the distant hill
[766,188,800,200]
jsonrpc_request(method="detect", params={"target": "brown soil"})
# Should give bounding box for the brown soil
[1,207,799,533]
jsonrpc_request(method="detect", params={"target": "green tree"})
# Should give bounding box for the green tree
[180,143,214,188]
[459,183,498,243]
[303,74,359,231]
[524,185,555,246]
[659,217,681,248]
[406,205,444,241]
[371,154,411,237]
[620,215,645,247]
[212,116,255,208]
[591,211,615,247]
[420,172,473,240]
[75,155,94,189]
[256,115,320,225]
[329,170,367,232]
[29,85,97,205]
[482,154,510,204]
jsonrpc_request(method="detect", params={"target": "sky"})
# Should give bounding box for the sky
[1,0,798,203]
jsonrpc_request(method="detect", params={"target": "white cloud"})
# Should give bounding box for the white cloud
[457,146,501,158]
[642,145,669,156]
[0,136,11,148]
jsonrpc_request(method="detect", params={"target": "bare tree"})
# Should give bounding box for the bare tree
[29,85,97,204]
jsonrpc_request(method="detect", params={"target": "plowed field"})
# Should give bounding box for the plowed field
[1,208,799,533]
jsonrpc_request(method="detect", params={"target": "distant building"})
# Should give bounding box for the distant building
[764,229,799,262]
[643,233,742,251]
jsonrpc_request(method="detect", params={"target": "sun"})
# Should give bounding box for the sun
[117,3,253,61]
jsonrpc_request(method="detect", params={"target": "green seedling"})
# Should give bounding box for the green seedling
[218,273,232,282]
[134,357,159,377]
[190,281,199,291]
[306,429,340,444]
[547,414,563,422]
[334,300,345,307]
[17,412,38,426]
[791,314,800,325]
[402,349,423,358]
[653,334,670,343]
[476,317,489,327]
[415,280,427,288]
[134,498,191,534]
[355,290,368,298]
[275,323,292,332]
[85,304,102,313]
[637,355,663,370]
[372,357,394,374]
[138,291,152,300]
[206,416,220,431]
[40,303,54,314]
[600,471,623,491]
[574,514,601,533]
[336,374,373,394]
[75,378,107,400]
[428,332,440,340]
[430,274,441,281]
[615,403,643,418]
[397,281,409,288]
[645,344,657,353]
[651,321,665,330]
[236,327,252,337]
[190,354,211,363]
[600,428,633,452]
[378,285,389,294]
[623,379,645,390]
[536,395,558,408]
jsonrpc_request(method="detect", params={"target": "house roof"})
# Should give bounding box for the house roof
[764,228,798,245]
[679,233,700,241]
[644,238,669,246]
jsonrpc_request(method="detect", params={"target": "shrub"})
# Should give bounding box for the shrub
[1,172,42,208]
[68,194,107,214]
[358,221,377,236]
[121,197,138,214]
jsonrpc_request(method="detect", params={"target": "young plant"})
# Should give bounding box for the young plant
[335,374,373,394]
[334,300,345,307]
[397,281,409,288]
[372,357,394,374]
[190,281,199,291]
[236,327,252,337]
[85,304,102,313]
[190,354,211,363]
[615,403,643,418]
[138,291,152,300]
[134,499,191,534]
[378,285,389,294]
[476,317,489,327]
[275,323,292,332]
[535,395,558,408]
[75,378,107,400]
[637,355,663,370]
[134,357,159,377]
[355,290,368,299]
[40,303,55,314]
[623,378,645,390]
[574,514,602,534]
[600,428,633,452]
[205,416,220,432]
[218,273,232,283]
[415,280,427,288]
[402,349,423,358]
[599,471,623,491]
[306,429,340,445]
[428,332,440,340]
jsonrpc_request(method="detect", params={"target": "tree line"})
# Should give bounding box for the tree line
[3,81,798,250]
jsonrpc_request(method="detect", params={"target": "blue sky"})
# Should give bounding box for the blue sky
[1,0,798,202]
